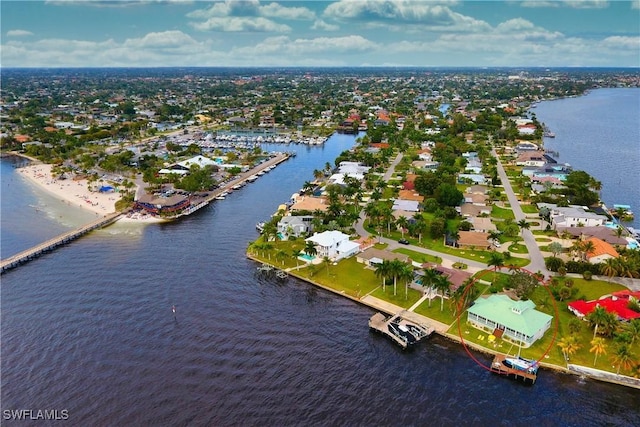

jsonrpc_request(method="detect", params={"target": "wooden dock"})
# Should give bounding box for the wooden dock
[490,354,538,384]
[369,311,434,349]
[0,211,123,274]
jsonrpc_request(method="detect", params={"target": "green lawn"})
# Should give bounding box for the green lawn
[521,204,539,214]
[370,286,423,309]
[508,243,528,254]
[393,248,442,264]
[492,205,515,220]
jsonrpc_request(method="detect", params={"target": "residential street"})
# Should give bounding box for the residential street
[492,149,550,277]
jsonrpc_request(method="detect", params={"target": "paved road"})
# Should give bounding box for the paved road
[492,149,550,277]
[354,152,488,272]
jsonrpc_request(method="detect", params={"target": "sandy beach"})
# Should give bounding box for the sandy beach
[17,164,118,216]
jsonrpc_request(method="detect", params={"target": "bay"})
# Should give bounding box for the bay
[1,132,639,426]
[534,88,640,230]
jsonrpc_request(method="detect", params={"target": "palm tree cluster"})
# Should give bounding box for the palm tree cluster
[374,259,414,298]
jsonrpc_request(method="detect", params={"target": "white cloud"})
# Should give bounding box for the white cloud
[6,29,34,37]
[188,1,313,20]
[122,30,198,49]
[260,3,315,20]
[190,16,291,32]
[520,0,608,8]
[45,0,193,7]
[323,0,490,33]
[311,19,339,31]
[233,35,379,56]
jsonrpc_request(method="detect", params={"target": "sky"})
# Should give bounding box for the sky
[1,0,639,68]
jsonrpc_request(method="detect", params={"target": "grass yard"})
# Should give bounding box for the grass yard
[521,204,539,214]
[492,205,515,220]
[393,248,442,264]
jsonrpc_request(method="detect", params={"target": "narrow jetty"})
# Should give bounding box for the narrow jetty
[1,211,123,274]
[490,354,538,384]
[368,311,433,349]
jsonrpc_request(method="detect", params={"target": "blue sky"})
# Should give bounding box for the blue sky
[2,0,639,67]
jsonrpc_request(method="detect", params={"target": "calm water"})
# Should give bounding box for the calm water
[535,88,640,229]
[2,132,639,426]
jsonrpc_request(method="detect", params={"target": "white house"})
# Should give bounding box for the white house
[305,231,360,261]
[540,204,608,229]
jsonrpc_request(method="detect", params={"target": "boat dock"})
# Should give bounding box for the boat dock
[1,211,123,274]
[172,152,291,219]
[490,354,538,384]
[368,311,434,349]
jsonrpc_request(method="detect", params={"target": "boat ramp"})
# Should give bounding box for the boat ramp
[368,311,434,349]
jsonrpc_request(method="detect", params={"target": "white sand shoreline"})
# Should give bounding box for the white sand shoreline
[16,164,118,216]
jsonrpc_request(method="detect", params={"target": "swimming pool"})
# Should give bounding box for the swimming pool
[300,254,315,261]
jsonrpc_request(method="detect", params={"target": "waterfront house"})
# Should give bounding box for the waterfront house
[515,141,539,152]
[305,231,360,261]
[539,204,608,229]
[515,151,547,167]
[290,196,329,213]
[584,237,619,264]
[556,226,628,246]
[277,215,314,239]
[467,294,553,348]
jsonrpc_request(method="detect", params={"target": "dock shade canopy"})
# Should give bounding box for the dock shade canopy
[99,186,115,193]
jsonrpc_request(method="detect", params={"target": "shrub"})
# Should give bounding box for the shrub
[583,270,593,280]
[545,256,565,272]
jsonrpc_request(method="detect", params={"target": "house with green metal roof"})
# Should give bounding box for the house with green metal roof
[467,294,552,348]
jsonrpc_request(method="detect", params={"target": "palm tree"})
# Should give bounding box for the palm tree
[601,258,619,278]
[517,219,530,236]
[322,256,332,275]
[400,264,415,300]
[624,319,640,344]
[581,240,596,261]
[557,335,581,364]
[313,169,324,181]
[388,259,408,296]
[291,249,303,269]
[304,240,317,258]
[276,249,288,266]
[422,268,440,307]
[590,337,607,366]
[396,216,409,238]
[433,275,451,312]
[487,252,505,284]
[374,260,392,292]
[611,344,635,375]
[586,306,617,338]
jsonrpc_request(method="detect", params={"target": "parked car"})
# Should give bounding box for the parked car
[398,239,410,245]
[493,240,501,248]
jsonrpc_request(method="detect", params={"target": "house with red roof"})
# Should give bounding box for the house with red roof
[568,297,640,322]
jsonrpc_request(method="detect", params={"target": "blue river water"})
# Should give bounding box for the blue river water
[1,129,639,425]
[534,88,640,230]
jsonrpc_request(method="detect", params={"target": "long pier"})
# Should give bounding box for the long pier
[0,211,123,274]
